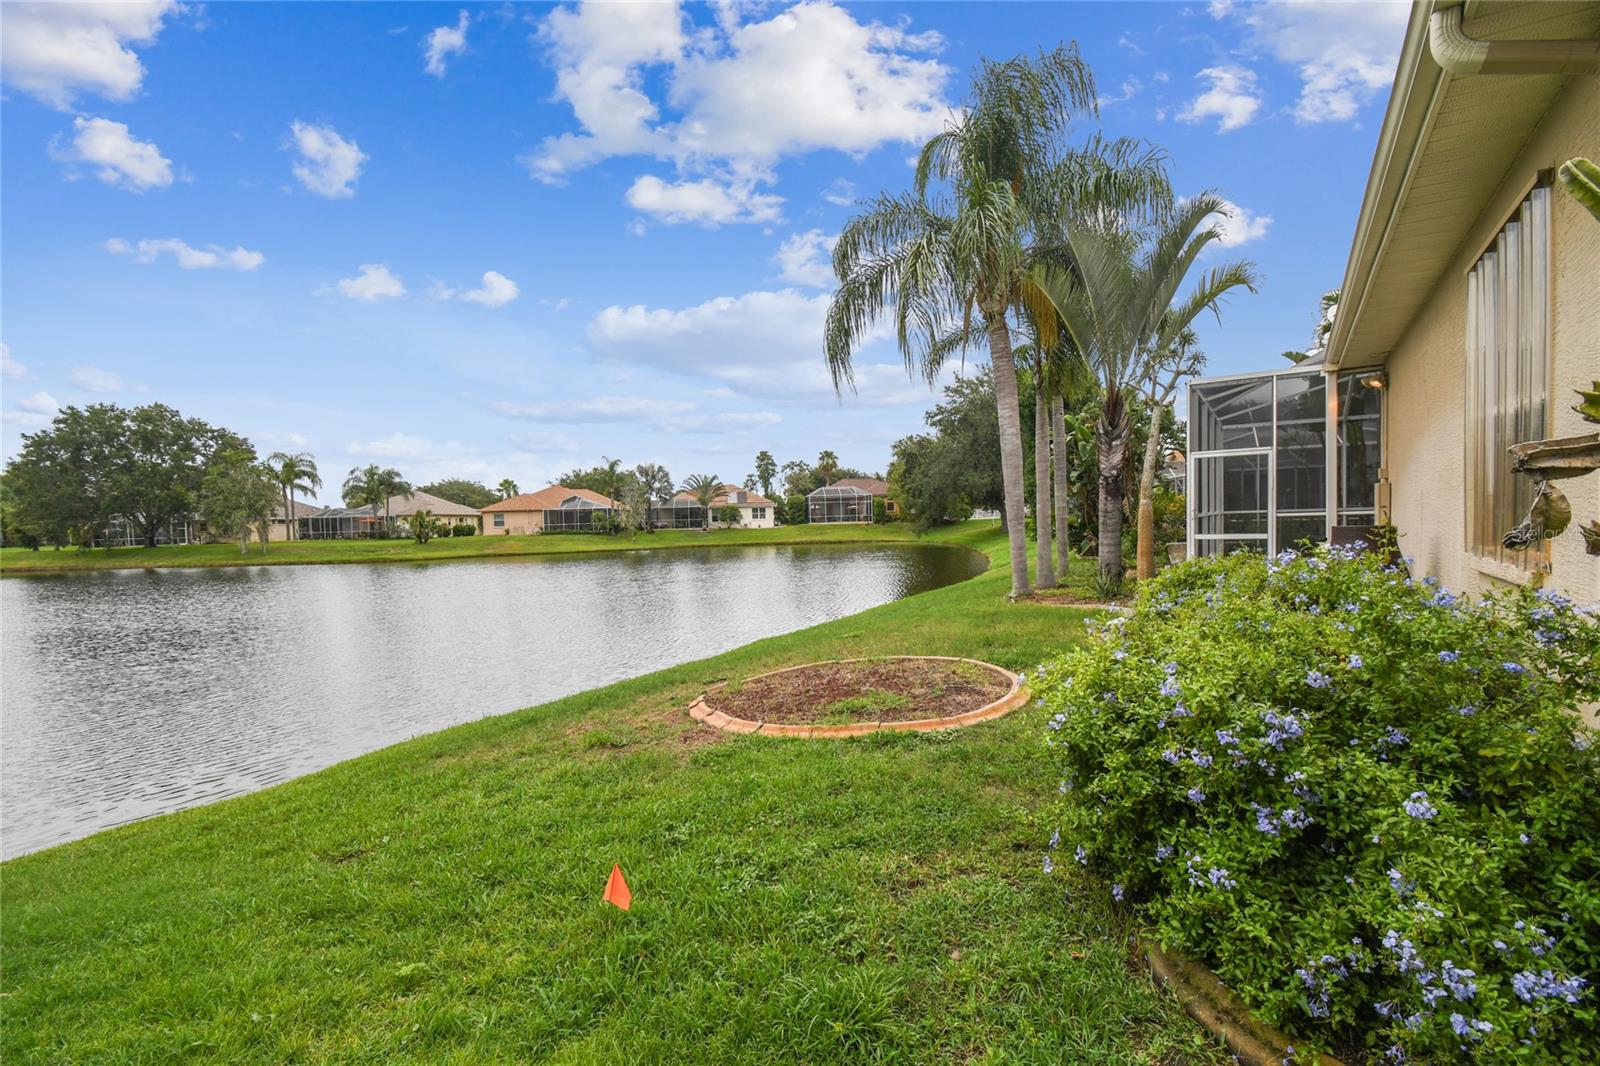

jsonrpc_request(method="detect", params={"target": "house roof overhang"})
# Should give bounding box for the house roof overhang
[1324,0,1599,373]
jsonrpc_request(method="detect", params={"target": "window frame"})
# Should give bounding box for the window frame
[1462,181,1553,573]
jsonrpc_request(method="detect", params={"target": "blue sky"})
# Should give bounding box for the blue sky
[0,0,1408,500]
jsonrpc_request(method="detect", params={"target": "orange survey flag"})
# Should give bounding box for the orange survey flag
[602,863,632,911]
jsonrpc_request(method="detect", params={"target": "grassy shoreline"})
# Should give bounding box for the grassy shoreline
[0,522,969,575]
[1,523,1212,1062]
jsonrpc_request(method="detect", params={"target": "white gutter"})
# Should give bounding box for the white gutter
[1429,5,1600,76]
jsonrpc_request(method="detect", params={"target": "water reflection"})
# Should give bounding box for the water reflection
[1,543,981,857]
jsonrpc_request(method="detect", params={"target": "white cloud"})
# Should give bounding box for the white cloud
[326,264,406,301]
[1235,1,1407,123]
[626,174,782,226]
[491,395,695,424]
[288,121,367,198]
[53,117,173,190]
[1178,65,1261,133]
[70,365,126,393]
[1208,198,1273,248]
[507,428,580,453]
[1097,78,1143,109]
[0,1,178,109]
[105,237,264,271]
[586,288,939,404]
[1,343,27,380]
[423,10,470,77]
[460,270,520,308]
[15,391,58,415]
[772,229,837,288]
[822,178,856,206]
[526,1,950,226]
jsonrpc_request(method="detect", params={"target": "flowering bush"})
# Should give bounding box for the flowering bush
[1038,546,1600,1062]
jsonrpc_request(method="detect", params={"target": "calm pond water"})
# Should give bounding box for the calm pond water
[0,543,982,858]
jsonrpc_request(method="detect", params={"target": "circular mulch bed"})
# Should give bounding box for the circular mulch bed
[689,656,1028,739]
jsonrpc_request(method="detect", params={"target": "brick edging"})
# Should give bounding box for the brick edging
[688,656,1029,738]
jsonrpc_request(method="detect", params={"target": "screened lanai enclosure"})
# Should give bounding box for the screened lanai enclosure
[542,495,616,532]
[1187,366,1385,558]
[649,500,707,529]
[808,485,874,524]
[299,508,387,539]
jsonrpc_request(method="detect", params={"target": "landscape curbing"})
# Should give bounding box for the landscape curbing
[1140,937,1346,1066]
[688,655,1029,739]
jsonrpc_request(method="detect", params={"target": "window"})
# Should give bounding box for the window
[752,507,766,519]
[1465,185,1549,567]
[493,513,505,528]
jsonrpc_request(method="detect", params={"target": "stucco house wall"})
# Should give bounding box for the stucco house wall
[1383,73,1599,603]
[485,509,543,535]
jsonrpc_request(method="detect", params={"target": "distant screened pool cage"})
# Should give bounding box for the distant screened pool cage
[649,499,708,529]
[542,495,617,533]
[92,516,195,547]
[807,485,874,524]
[1187,365,1385,559]
[299,508,388,539]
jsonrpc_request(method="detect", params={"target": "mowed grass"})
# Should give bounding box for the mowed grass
[0,524,1222,1064]
[0,521,947,575]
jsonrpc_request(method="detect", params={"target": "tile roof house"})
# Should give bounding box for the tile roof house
[481,486,620,535]
[1184,0,1598,603]
[807,477,898,523]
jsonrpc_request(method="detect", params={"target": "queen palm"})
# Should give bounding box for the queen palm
[826,46,1164,599]
[266,451,320,541]
[1033,193,1258,592]
[680,474,721,531]
[597,456,625,504]
[815,450,840,487]
[497,478,519,500]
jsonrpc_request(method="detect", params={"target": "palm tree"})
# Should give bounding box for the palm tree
[1135,328,1204,580]
[634,463,673,529]
[266,451,320,541]
[597,456,625,504]
[342,464,384,532]
[680,473,721,531]
[815,450,840,487]
[497,478,519,500]
[376,468,412,534]
[826,46,1164,599]
[1033,194,1258,592]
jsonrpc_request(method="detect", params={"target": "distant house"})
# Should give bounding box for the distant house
[807,477,896,523]
[1161,451,1186,496]
[481,486,619,534]
[382,490,483,534]
[654,484,776,529]
[260,499,321,542]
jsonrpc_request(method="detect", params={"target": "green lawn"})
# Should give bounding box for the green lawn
[1,521,956,574]
[0,524,1216,1063]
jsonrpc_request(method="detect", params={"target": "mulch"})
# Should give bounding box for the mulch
[704,658,1010,726]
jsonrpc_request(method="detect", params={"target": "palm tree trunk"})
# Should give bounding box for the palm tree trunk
[1136,407,1165,581]
[1052,393,1071,582]
[985,314,1031,599]
[1032,381,1056,588]
[1096,384,1131,593]
[280,486,291,543]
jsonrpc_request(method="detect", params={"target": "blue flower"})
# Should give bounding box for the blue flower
[1501,661,1528,675]
[1215,729,1240,748]
[1159,677,1181,698]
[1455,704,1477,717]
[1154,844,1174,862]
[1042,854,1054,875]
[1186,787,1207,804]
[1438,650,1460,663]
[1403,791,1438,820]
[1074,844,1087,865]
[1111,883,1124,902]
[1306,670,1332,689]
[1348,654,1364,669]
[1163,661,1179,675]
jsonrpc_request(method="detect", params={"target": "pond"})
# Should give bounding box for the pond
[0,543,983,858]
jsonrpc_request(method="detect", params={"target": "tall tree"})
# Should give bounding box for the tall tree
[377,468,412,531]
[597,456,625,503]
[497,478,519,500]
[826,46,1159,598]
[634,462,674,527]
[342,464,409,534]
[680,474,721,531]
[267,452,321,541]
[780,460,815,498]
[815,450,840,487]
[753,450,777,499]
[1034,194,1258,591]
[201,449,280,554]
[419,478,496,509]
[1135,329,1205,579]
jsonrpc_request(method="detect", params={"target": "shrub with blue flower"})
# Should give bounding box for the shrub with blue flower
[1038,546,1600,1061]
